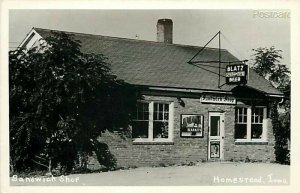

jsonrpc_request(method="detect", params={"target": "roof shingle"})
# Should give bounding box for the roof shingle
[34,28,282,96]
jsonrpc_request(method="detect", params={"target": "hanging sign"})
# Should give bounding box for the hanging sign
[200,94,236,105]
[226,64,248,84]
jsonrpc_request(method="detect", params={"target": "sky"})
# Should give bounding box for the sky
[9,9,290,67]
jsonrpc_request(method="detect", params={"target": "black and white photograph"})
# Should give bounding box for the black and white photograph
[1,1,299,192]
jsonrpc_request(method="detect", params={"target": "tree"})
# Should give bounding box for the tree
[9,31,139,174]
[251,46,290,164]
[251,46,290,89]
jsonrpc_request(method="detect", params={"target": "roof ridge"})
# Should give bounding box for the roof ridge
[33,27,228,51]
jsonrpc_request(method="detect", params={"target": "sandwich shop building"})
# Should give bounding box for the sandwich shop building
[20,19,284,168]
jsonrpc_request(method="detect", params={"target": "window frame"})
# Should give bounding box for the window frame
[131,101,150,139]
[132,100,174,143]
[235,106,268,143]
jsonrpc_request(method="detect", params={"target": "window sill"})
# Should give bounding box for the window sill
[133,141,174,145]
[234,141,268,145]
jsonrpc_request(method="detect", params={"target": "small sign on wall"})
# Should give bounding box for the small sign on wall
[180,114,204,137]
[200,94,236,105]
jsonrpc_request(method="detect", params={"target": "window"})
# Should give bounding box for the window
[132,101,174,142]
[251,107,264,139]
[153,103,169,138]
[132,102,149,138]
[235,108,247,139]
[235,106,267,142]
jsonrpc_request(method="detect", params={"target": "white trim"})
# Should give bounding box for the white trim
[169,102,174,141]
[266,94,285,98]
[147,86,284,98]
[148,86,231,94]
[246,108,251,141]
[132,101,174,143]
[235,139,268,143]
[208,112,225,160]
[19,29,43,50]
[148,102,154,141]
[262,108,268,141]
[235,106,268,142]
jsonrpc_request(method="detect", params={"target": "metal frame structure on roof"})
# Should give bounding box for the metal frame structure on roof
[187,31,248,88]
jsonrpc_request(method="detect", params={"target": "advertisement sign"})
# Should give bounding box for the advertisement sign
[200,94,236,105]
[180,114,204,137]
[210,141,220,158]
[226,64,248,84]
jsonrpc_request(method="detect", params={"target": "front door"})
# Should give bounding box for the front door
[208,112,225,160]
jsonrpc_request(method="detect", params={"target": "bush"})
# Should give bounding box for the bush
[271,102,290,165]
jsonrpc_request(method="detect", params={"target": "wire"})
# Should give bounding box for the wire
[220,32,247,61]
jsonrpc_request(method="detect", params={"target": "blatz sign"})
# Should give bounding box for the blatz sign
[226,64,248,84]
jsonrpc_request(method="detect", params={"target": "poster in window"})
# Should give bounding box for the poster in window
[210,141,220,158]
[180,114,204,137]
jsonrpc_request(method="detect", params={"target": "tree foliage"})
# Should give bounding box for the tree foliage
[251,46,290,164]
[251,46,290,89]
[9,31,139,173]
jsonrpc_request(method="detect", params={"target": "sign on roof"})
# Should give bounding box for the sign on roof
[226,64,248,84]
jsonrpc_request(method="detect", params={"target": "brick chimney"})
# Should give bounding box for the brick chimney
[157,19,173,44]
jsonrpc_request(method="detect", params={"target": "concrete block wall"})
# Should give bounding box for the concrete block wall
[89,95,276,168]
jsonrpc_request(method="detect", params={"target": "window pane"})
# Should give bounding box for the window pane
[244,115,247,122]
[154,111,158,120]
[159,103,163,111]
[154,103,158,112]
[238,115,243,123]
[251,124,263,139]
[165,104,169,111]
[137,112,143,120]
[143,103,149,112]
[236,108,247,123]
[135,103,149,120]
[159,112,163,120]
[143,112,149,120]
[259,115,263,123]
[243,108,247,115]
[153,103,169,121]
[153,121,168,138]
[210,116,220,136]
[252,107,263,124]
[255,115,259,123]
[132,121,149,138]
[138,103,143,112]
[164,112,169,120]
[235,124,247,139]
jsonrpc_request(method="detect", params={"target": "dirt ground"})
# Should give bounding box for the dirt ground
[10,162,290,186]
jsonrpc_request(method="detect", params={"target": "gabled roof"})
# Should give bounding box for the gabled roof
[28,27,282,96]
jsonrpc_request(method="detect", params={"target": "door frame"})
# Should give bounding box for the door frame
[208,112,225,160]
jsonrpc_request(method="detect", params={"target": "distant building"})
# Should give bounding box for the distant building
[19,19,283,168]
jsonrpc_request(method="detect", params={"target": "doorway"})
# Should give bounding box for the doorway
[208,112,225,160]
